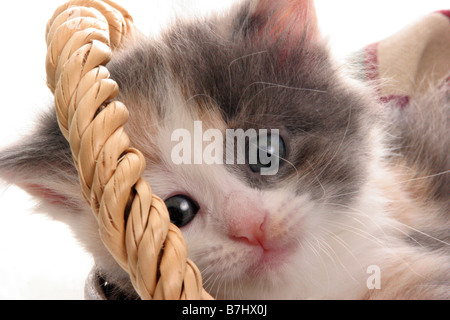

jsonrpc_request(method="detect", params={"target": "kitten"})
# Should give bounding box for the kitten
[0,0,449,299]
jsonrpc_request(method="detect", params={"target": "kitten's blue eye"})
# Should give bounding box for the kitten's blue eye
[165,195,199,227]
[248,133,286,173]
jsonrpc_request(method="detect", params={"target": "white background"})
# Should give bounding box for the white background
[0,0,448,299]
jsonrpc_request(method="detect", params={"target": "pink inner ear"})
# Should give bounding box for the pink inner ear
[256,0,319,42]
[24,183,71,206]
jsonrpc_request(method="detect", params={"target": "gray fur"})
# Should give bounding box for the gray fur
[108,6,376,203]
[388,85,450,205]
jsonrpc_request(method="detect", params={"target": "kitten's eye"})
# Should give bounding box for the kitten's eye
[165,195,199,227]
[248,133,286,173]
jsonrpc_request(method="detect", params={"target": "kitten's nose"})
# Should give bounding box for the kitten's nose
[224,193,269,248]
[229,213,268,247]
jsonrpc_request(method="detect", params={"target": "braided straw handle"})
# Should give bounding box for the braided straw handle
[45,0,212,300]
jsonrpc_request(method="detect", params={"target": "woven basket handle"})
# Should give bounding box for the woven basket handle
[45,0,212,300]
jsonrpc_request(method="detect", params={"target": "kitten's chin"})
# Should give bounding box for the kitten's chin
[247,244,298,277]
[215,248,302,300]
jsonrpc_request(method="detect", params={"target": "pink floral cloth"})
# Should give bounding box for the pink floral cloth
[352,10,450,109]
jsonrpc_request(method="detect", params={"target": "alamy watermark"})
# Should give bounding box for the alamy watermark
[366,265,381,290]
[171,121,281,175]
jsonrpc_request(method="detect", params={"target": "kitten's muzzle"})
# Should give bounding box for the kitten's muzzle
[224,192,290,252]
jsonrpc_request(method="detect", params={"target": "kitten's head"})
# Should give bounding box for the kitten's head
[0,0,384,299]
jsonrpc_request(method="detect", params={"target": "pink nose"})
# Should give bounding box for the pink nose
[229,214,268,247]
[225,194,269,248]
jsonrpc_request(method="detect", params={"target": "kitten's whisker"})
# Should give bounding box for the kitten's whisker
[201,271,214,288]
[326,201,393,243]
[302,236,332,291]
[236,81,325,113]
[316,234,359,284]
[189,249,214,259]
[240,119,318,141]
[335,202,450,247]
[322,219,386,249]
[396,169,450,184]
[205,259,225,298]
[228,51,269,106]
[335,207,427,248]
[306,160,326,199]
[393,220,450,247]
[246,81,327,94]
[276,155,300,179]
[198,261,217,278]
[232,276,244,300]
[184,93,221,108]
[240,85,280,109]
[311,236,338,270]
[316,104,352,179]
[356,208,450,247]
[325,190,361,200]
[323,228,365,270]
[320,204,413,267]
[210,274,221,300]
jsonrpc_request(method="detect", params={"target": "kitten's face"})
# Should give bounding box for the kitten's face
[0,0,383,299]
[106,0,378,299]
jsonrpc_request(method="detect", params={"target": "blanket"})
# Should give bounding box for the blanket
[351,10,450,108]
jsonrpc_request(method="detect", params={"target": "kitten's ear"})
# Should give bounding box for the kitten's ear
[243,0,319,44]
[0,111,83,211]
